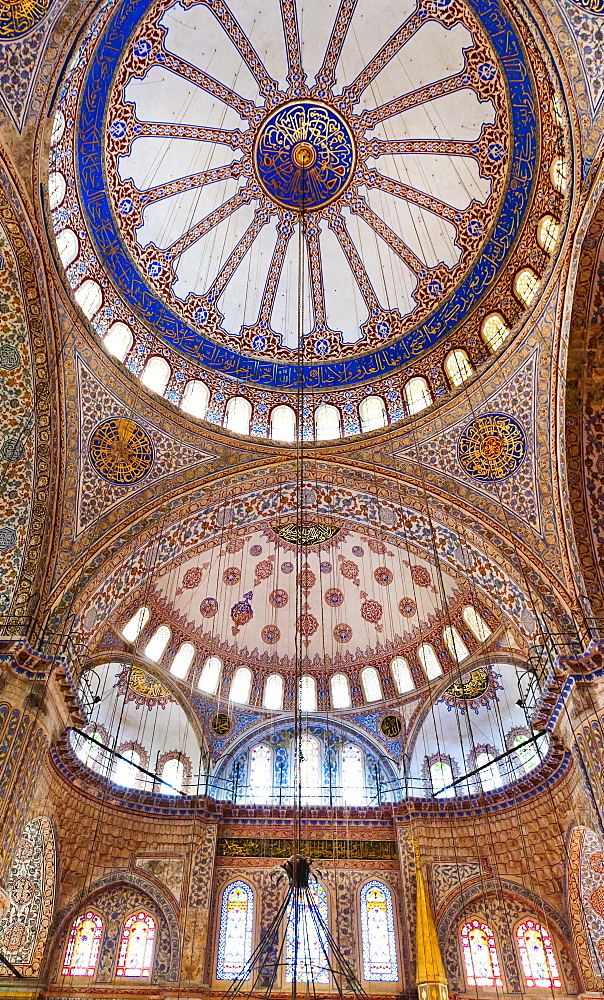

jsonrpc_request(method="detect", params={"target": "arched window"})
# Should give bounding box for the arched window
[249,744,272,803]
[225,396,251,435]
[359,396,387,433]
[104,322,133,361]
[481,312,510,352]
[461,920,502,987]
[75,279,103,319]
[550,157,568,193]
[56,228,79,267]
[475,751,501,792]
[263,673,284,709]
[230,666,252,704]
[181,379,209,419]
[76,726,105,770]
[112,748,141,789]
[160,757,184,794]
[144,625,170,662]
[300,735,320,803]
[121,606,150,643]
[271,404,296,441]
[286,878,329,983]
[216,881,254,980]
[315,403,341,440]
[342,743,364,806]
[62,911,103,976]
[51,109,65,145]
[390,657,414,693]
[418,644,442,679]
[361,667,382,702]
[141,356,170,396]
[537,215,560,253]
[430,759,455,798]
[445,349,474,387]
[443,626,469,663]
[360,881,399,981]
[331,672,351,709]
[116,911,156,977]
[515,920,561,988]
[404,377,432,415]
[299,675,317,711]
[198,655,222,694]
[462,606,491,642]
[49,171,66,209]
[170,642,195,679]
[514,268,540,307]
[511,731,541,774]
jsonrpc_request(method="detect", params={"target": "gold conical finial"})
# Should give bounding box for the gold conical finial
[414,843,448,1000]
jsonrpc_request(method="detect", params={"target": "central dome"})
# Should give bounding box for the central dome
[254,101,356,210]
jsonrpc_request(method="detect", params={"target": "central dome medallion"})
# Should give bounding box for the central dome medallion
[254,101,356,211]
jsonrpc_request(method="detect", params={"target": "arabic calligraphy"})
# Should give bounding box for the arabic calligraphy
[0,0,50,39]
[443,668,490,701]
[216,837,398,860]
[272,522,341,546]
[254,101,356,210]
[457,412,526,482]
[88,418,153,485]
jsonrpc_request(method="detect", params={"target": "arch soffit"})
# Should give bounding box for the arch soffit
[51,868,181,981]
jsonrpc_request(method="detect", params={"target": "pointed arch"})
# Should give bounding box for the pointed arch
[62,910,103,976]
[461,920,503,986]
[116,910,156,977]
[216,880,254,980]
[360,880,399,982]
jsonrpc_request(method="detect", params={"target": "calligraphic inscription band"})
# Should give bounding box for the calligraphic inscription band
[217,837,398,860]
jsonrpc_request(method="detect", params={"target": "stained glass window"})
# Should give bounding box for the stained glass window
[390,657,414,693]
[315,403,341,440]
[300,735,320,803]
[198,655,222,694]
[430,759,455,798]
[361,667,382,702]
[461,920,503,987]
[342,743,364,806]
[249,744,272,803]
[170,642,195,679]
[286,878,329,983]
[445,349,474,387]
[225,396,252,435]
[443,626,469,663]
[516,920,561,988]
[481,312,510,352]
[271,404,296,441]
[263,673,284,710]
[122,606,150,642]
[360,881,399,981]
[418,644,442,680]
[359,396,387,432]
[160,757,184,794]
[116,911,156,977]
[331,672,351,708]
[181,379,209,419]
[144,625,170,662]
[62,911,103,977]
[141,356,170,396]
[462,606,491,642]
[216,881,254,980]
[104,321,133,361]
[405,377,432,415]
[299,675,317,712]
[475,752,501,792]
[230,667,252,704]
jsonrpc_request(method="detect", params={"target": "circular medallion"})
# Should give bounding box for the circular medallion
[210,712,232,737]
[333,623,352,643]
[199,597,218,618]
[0,0,50,39]
[254,101,356,211]
[261,624,280,644]
[89,418,153,484]
[380,715,403,740]
[457,412,527,481]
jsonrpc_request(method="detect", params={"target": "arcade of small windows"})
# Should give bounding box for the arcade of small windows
[228,736,388,807]
[460,918,562,990]
[117,604,493,707]
[425,730,545,799]
[62,908,156,979]
[215,878,400,985]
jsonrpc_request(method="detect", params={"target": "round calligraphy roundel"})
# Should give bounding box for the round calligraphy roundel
[457,412,526,482]
[254,101,356,211]
[89,418,153,485]
[62,0,541,390]
[0,0,50,39]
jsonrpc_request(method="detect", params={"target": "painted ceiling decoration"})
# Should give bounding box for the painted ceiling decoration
[49,0,566,414]
[0,0,51,39]
[271,521,341,546]
[457,413,527,482]
[89,418,154,485]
